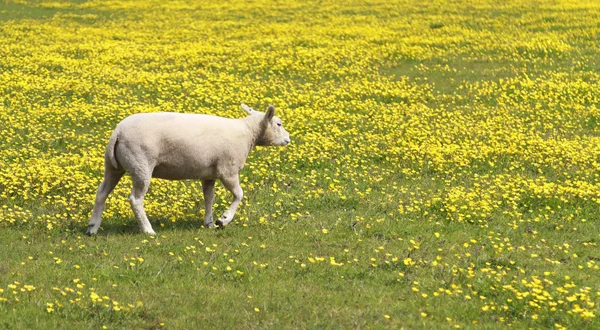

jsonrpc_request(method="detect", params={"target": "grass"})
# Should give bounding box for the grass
[2,0,600,328]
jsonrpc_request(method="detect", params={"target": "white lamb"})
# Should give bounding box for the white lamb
[86,104,291,235]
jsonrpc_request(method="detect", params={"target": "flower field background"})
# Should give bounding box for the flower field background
[2,0,600,328]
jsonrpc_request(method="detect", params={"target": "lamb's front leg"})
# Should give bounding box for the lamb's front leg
[216,174,243,227]
[202,179,216,228]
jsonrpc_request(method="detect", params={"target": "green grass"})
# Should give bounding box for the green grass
[3,0,600,328]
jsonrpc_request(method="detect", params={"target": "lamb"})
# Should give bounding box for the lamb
[86,104,291,235]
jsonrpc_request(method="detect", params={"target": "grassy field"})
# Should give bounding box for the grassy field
[2,0,600,328]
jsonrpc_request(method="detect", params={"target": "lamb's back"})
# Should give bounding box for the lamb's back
[114,112,250,180]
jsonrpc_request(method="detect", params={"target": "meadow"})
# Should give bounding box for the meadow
[2,0,600,328]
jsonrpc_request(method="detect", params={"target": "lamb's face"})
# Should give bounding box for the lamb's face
[263,115,291,147]
[241,104,291,147]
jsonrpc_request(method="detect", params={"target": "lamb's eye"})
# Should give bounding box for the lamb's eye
[277,123,282,127]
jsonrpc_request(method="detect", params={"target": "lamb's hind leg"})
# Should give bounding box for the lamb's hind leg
[129,172,156,235]
[216,174,243,227]
[87,166,124,235]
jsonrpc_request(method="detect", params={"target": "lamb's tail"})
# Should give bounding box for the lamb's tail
[106,130,120,170]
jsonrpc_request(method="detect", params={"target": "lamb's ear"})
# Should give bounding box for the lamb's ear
[241,104,255,115]
[265,105,275,121]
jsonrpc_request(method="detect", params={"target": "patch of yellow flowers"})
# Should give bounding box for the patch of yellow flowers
[2,0,600,327]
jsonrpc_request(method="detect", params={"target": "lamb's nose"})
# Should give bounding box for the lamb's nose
[284,137,291,145]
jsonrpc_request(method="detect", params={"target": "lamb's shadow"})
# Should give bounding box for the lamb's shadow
[77,217,215,236]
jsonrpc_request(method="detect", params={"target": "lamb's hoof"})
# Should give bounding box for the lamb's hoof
[86,224,96,236]
[204,216,215,228]
[142,230,156,236]
[216,216,233,229]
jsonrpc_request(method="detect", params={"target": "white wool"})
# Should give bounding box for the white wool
[87,104,290,235]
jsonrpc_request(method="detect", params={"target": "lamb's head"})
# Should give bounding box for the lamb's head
[241,104,291,147]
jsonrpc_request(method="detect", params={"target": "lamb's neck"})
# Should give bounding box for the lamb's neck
[240,115,264,151]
